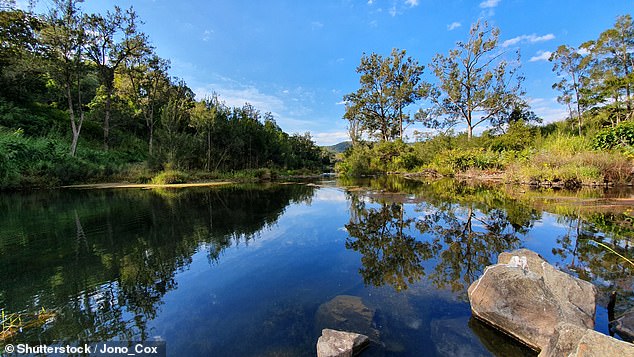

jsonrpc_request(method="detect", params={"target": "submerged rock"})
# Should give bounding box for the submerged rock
[430,317,491,357]
[315,295,379,342]
[316,329,369,357]
[612,309,634,342]
[539,322,634,357]
[467,249,597,352]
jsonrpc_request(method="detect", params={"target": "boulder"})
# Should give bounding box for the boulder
[468,249,597,352]
[612,310,634,342]
[316,329,369,357]
[539,322,634,357]
[315,295,379,341]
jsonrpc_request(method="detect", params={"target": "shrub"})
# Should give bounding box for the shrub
[593,121,634,153]
[150,170,190,185]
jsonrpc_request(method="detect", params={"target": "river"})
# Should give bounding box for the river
[0,177,632,356]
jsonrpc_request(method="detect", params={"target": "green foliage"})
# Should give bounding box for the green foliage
[488,121,537,152]
[344,49,428,142]
[150,170,190,184]
[336,140,424,177]
[593,120,634,152]
[431,148,505,172]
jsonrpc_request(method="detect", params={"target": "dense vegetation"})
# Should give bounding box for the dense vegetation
[0,0,327,189]
[338,17,634,186]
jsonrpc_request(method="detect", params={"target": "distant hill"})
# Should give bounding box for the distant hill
[323,141,351,153]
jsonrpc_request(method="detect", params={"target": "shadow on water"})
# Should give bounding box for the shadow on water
[0,184,316,344]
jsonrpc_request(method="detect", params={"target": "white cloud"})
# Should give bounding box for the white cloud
[529,50,552,62]
[502,33,555,47]
[335,100,347,105]
[367,0,374,4]
[528,97,569,124]
[202,29,213,42]
[405,0,419,7]
[447,22,461,31]
[479,0,500,8]
[311,21,324,30]
[577,48,590,56]
[194,84,285,115]
[312,131,351,146]
[389,5,397,17]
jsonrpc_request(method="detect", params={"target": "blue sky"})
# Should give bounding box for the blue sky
[27,0,634,145]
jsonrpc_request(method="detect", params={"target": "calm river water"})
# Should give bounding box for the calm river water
[0,177,632,356]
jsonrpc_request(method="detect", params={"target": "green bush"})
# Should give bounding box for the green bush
[150,170,190,184]
[433,148,505,172]
[593,121,634,151]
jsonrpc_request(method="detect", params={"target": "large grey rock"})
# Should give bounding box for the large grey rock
[612,309,634,342]
[315,295,379,341]
[468,249,597,352]
[539,322,634,357]
[316,329,369,357]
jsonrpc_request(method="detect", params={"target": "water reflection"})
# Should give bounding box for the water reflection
[345,198,439,291]
[0,184,315,344]
[344,179,538,294]
[342,177,633,311]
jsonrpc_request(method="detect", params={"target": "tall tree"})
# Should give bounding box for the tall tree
[40,0,87,156]
[429,20,523,139]
[121,53,171,155]
[85,6,148,150]
[343,48,427,142]
[590,14,634,122]
[550,45,589,135]
[190,94,225,171]
[0,4,45,104]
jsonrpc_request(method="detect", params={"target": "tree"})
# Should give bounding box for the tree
[429,20,523,139]
[40,0,88,156]
[582,14,634,125]
[343,48,427,142]
[190,93,226,171]
[549,45,589,135]
[0,5,45,104]
[121,53,171,155]
[489,98,542,134]
[85,6,148,150]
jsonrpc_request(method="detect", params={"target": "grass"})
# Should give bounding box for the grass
[1,307,55,341]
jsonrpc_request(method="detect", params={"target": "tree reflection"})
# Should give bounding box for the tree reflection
[0,184,315,344]
[345,195,439,291]
[344,179,539,293]
[416,203,527,293]
[551,211,634,314]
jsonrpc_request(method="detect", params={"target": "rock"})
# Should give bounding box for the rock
[315,295,379,341]
[539,322,634,357]
[612,310,634,342]
[316,329,369,357]
[430,317,491,357]
[468,249,597,352]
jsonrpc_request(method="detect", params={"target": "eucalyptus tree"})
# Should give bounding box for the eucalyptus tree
[121,53,171,155]
[549,45,589,135]
[85,6,148,150]
[429,20,523,139]
[580,14,634,125]
[343,48,428,142]
[40,0,88,156]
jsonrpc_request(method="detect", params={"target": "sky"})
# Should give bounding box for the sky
[24,0,634,145]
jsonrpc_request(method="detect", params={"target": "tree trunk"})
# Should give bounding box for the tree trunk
[148,123,154,155]
[103,85,112,150]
